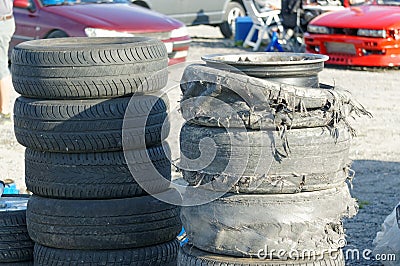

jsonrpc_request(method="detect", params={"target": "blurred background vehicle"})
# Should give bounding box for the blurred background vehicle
[131,0,247,38]
[305,0,400,66]
[11,0,191,65]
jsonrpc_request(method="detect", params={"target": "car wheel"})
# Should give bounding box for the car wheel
[27,194,181,250]
[219,1,245,39]
[34,240,179,265]
[13,95,169,152]
[25,145,171,199]
[46,30,68,39]
[0,195,33,263]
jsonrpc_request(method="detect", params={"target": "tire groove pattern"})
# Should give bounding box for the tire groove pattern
[27,195,182,250]
[11,37,168,99]
[25,145,171,199]
[14,95,169,152]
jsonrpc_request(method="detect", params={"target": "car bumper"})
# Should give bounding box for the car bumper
[304,33,400,67]
[164,37,191,65]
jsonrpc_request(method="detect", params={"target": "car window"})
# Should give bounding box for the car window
[41,0,128,6]
[377,0,400,5]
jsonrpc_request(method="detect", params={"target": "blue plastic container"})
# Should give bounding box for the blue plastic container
[3,184,19,194]
[235,16,258,43]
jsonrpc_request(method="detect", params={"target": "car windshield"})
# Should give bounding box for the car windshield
[41,0,128,6]
[376,0,400,5]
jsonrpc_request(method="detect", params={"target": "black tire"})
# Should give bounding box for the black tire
[46,30,68,39]
[0,195,34,263]
[27,194,181,250]
[178,244,345,266]
[219,2,245,38]
[25,144,171,199]
[0,262,33,266]
[11,37,168,99]
[180,122,351,192]
[181,184,357,257]
[34,240,179,266]
[14,95,169,152]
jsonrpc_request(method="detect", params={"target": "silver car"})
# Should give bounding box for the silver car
[131,0,247,38]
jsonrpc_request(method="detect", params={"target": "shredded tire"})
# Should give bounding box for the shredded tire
[181,184,357,257]
[178,244,345,266]
[11,37,168,99]
[34,240,179,265]
[14,95,169,152]
[180,122,351,193]
[180,64,371,130]
[27,194,181,250]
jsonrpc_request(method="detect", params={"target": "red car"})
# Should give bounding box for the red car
[305,0,400,66]
[11,0,191,65]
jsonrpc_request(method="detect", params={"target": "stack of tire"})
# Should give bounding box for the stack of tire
[177,57,371,265]
[0,194,33,265]
[11,37,181,265]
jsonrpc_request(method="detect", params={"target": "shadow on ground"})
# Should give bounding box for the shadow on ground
[344,160,400,265]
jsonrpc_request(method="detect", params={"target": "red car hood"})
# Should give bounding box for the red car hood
[311,5,400,29]
[45,3,183,32]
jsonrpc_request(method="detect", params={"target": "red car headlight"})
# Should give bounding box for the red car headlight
[357,29,386,38]
[307,25,331,34]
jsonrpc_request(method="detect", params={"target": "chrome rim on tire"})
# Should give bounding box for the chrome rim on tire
[202,52,329,88]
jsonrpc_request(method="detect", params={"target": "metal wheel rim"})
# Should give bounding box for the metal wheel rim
[227,7,244,34]
[202,52,329,66]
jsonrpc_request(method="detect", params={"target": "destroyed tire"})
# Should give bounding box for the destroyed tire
[34,240,179,265]
[0,195,33,263]
[182,169,349,194]
[180,64,370,129]
[178,244,345,266]
[27,194,181,250]
[11,37,168,99]
[181,184,357,257]
[180,122,351,193]
[25,144,171,199]
[14,95,169,152]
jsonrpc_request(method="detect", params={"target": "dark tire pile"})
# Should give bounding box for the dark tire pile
[177,54,371,265]
[11,37,181,265]
[0,195,33,265]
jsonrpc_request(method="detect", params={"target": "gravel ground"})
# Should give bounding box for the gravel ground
[1,25,399,265]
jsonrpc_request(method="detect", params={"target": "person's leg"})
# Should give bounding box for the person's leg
[0,75,12,115]
[0,18,15,117]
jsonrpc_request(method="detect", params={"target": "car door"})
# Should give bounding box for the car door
[141,0,227,25]
[178,0,227,25]
[11,0,38,50]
